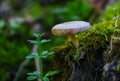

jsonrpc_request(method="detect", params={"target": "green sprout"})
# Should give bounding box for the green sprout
[26,33,60,81]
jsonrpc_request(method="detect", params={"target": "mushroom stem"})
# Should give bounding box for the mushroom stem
[70,35,79,48]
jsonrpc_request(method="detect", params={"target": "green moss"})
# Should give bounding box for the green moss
[102,3,120,20]
[51,3,120,81]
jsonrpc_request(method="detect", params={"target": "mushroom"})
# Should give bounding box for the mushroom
[51,21,90,48]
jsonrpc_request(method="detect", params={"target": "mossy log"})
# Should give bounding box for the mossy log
[51,3,120,81]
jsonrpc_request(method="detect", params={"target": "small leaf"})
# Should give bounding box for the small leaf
[41,39,51,43]
[43,77,50,81]
[25,55,33,59]
[32,54,40,59]
[33,71,41,77]
[28,40,38,44]
[45,70,60,77]
[41,51,48,58]
[33,34,41,38]
[27,76,38,80]
[42,51,54,56]
[0,20,5,28]
[25,53,39,59]
[42,51,49,55]
[48,52,54,55]
[33,33,45,38]
[41,51,54,58]
[27,71,41,79]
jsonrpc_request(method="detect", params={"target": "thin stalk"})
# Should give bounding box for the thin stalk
[37,35,43,77]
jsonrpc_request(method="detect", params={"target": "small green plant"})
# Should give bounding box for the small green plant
[26,33,60,81]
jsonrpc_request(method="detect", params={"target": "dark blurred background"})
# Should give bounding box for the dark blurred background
[0,0,119,81]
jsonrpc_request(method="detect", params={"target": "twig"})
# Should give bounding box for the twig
[13,43,41,81]
[32,23,41,81]
[13,44,40,81]
[32,44,41,81]
[13,15,42,81]
[13,59,30,81]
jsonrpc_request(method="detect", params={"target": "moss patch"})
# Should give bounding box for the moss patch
[51,3,120,81]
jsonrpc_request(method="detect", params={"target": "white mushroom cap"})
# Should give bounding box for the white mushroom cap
[51,21,90,36]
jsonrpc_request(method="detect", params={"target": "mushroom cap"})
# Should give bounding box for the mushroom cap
[51,21,90,36]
